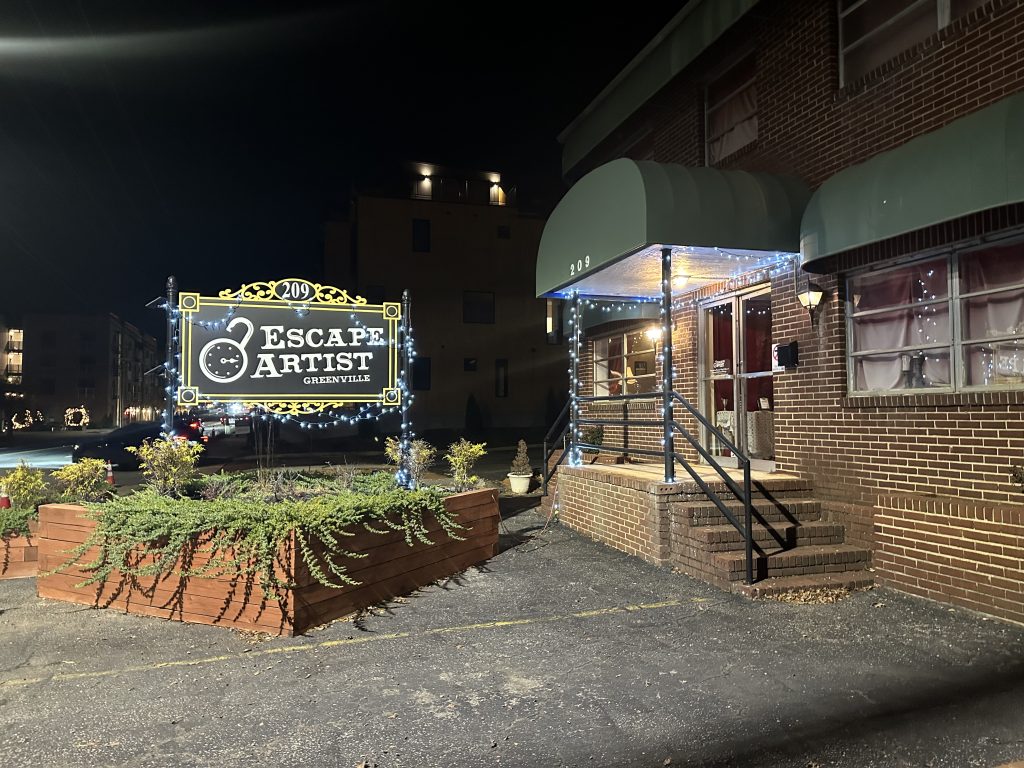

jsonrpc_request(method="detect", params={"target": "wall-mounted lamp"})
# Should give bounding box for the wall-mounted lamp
[797,281,824,322]
[645,325,663,343]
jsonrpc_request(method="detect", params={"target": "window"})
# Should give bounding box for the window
[495,358,508,398]
[411,357,431,390]
[464,358,478,372]
[593,329,659,396]
[412,218,431,253]
[838,0,989,85]
[706,53,757,165]
[463,291,495,324]
[546,299,564,345]
[847,238,1024,393]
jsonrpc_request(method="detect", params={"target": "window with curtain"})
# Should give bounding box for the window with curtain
[705,53,757,165]
[593,329,658,396]
[847,239,1024,393]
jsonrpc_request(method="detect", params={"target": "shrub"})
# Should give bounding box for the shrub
[445,438,487,492]
[510,439,532,475]
[52,459,111,503]
[2,460,48,510]
[384,437,436,489]
[128,439,203,497]
[580,425,604,455]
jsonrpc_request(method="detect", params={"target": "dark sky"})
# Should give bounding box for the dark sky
[0,2,683,337]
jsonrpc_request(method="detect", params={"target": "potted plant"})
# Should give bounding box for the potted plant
[508,439,533,494]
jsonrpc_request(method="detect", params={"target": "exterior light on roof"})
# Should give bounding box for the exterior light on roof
[672,274,689,290]
[645,326,663,343]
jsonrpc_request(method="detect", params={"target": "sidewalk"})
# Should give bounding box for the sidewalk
[2,503,1022,767]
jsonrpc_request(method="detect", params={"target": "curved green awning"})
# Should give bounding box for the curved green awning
[536,159,811,297]
[800,92,1024,271]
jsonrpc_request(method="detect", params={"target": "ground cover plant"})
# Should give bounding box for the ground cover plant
[46,439,468,603]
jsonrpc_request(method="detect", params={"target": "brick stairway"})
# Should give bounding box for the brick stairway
[671,475,873,597]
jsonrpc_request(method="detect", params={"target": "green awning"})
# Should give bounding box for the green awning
[536,159,810,298]
[800,92,1024,271]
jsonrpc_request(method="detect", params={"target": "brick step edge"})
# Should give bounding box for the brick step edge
[733,571,875,598]
[686,521,846,549]
[683,499,823,525]
[715,544,871,581]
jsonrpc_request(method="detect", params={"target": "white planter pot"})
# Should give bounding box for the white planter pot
[508,473,532,494]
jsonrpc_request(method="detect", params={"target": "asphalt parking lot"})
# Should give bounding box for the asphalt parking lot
[2,503,1023,768]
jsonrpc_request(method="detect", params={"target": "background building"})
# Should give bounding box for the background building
[20,313,162,428]
[325,163,566,438]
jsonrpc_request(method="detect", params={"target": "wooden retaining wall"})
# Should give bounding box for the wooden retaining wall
[1,521,38,580]
[36,489,499,636]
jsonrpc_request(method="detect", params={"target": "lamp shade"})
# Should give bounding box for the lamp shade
[797,282,824,309]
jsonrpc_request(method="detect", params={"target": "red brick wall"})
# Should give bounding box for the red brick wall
[555,466,671,565]
[875,495,1024,624]
[575,0,1024,187]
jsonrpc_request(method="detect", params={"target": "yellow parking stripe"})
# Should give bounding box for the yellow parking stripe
[0,598,685,689]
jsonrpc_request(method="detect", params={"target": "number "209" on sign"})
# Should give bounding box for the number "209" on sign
[569,255,591,276]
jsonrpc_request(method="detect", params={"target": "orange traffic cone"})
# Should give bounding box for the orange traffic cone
[0,488,10,509]
[106,461,115,485]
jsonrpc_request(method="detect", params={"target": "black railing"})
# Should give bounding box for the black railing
[541,399,570,496]
[540,389,754,585]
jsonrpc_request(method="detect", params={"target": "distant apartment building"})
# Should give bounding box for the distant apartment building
[325,164,566,434]
[0,320,25,432]
[19,313,162,428]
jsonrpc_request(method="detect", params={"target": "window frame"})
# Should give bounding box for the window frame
[845,232,1024,395]
[704,51,758,166]
[591,327,660,397]
[836,0,986,86]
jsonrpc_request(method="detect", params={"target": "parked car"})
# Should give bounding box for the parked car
[71,418,207,469]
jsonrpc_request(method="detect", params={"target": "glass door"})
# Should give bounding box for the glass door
[700,287,775,471]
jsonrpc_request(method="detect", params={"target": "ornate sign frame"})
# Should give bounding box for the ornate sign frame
[177,278,402,415]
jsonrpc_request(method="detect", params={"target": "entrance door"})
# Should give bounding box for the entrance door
[700,287,775,471]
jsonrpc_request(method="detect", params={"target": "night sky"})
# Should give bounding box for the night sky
[0,2,683,337]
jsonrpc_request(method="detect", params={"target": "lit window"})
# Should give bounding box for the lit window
[593,329,659,396]
[495,359,509,397]
[847,237,1024,393]
[546,299,564,345]
[706,53,757,165]
[838,0,989,86]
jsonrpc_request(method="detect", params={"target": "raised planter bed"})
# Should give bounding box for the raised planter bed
[36,488,499,635]
[1,520,38,580]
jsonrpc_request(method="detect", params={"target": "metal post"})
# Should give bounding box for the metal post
[400,289,412,488]
[164,275,178,438]
[569,291,581,465]
[744,462,753,585]
[661,247,674,482]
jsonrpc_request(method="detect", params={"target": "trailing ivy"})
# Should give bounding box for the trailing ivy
[52,480,464,602]
[0,506,36,539]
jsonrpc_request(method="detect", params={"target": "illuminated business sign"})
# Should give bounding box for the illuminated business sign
[177,279,402,414]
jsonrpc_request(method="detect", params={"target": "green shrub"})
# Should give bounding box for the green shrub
[445,438,487,492]
[52,459,112,503]
[2,460,48,511]
[127,439,203,497]
[384,437,436,489]
[53,483,462,602]
[580,425,604,455]
[0,506,37,538]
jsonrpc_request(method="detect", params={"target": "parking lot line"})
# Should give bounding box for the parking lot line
[0,598,686,689]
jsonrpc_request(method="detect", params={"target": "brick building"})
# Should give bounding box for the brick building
[538,0,1024,623]
[326,163,566,435]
